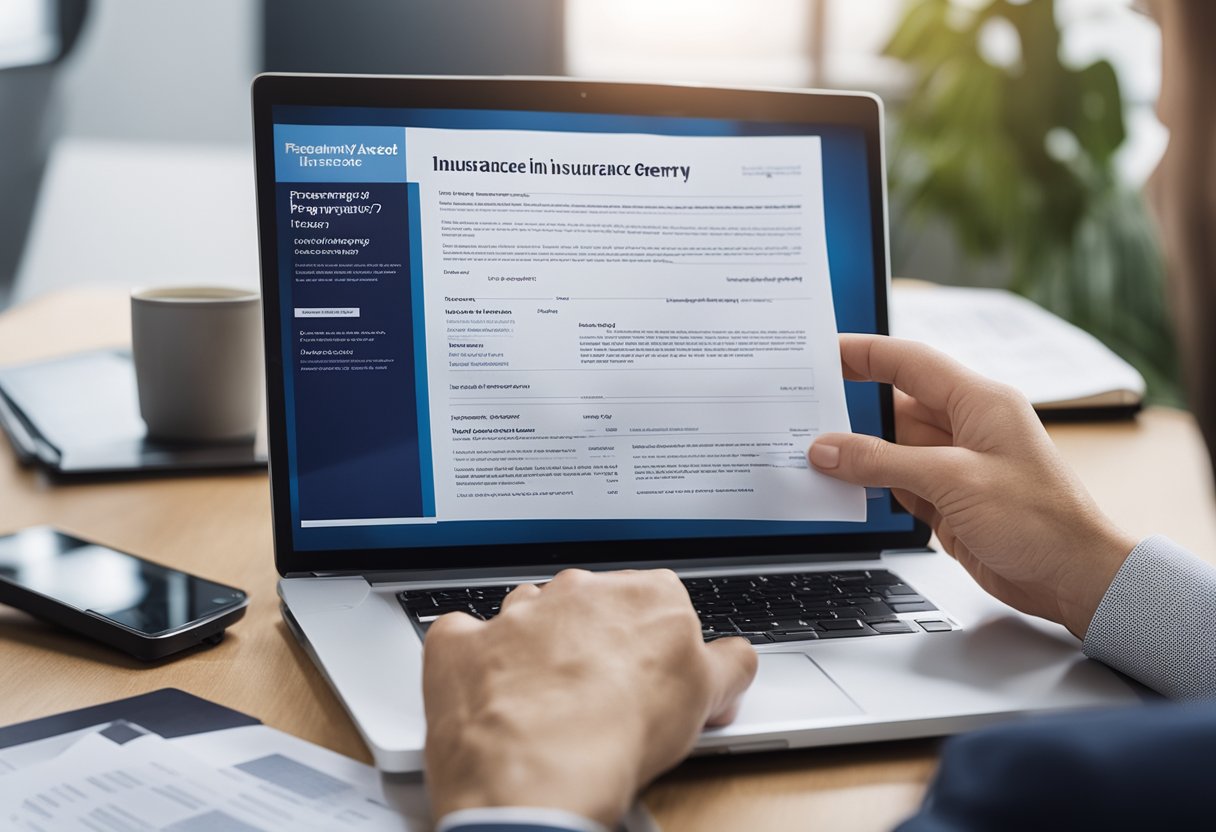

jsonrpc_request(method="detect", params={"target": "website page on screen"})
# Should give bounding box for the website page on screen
[270,106,913,553]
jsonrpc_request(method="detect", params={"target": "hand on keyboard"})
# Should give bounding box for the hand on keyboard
[421,568,756,829]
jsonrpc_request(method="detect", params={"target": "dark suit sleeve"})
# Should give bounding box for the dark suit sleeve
[895,701,1216,831]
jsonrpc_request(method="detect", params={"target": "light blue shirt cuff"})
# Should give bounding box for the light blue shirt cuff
[1082,534,1216,700]
[437,806,610,832]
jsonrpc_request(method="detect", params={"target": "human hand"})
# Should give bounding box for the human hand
[422,569,757,828]
[809,334,1137,639]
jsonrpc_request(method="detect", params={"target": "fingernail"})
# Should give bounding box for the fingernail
[809,442,840,470]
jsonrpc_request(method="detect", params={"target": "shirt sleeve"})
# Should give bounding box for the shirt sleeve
[1082,534,1216,699]
[436,806,610,832]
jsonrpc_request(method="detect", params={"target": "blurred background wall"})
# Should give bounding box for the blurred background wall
[263,0,564,78]
[56,0,257,144]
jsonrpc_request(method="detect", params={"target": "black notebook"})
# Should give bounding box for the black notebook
[0,349,266,475]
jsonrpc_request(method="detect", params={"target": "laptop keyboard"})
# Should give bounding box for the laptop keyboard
[397,569,940,644]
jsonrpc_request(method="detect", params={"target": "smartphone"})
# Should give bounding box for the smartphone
[0,527,248,660]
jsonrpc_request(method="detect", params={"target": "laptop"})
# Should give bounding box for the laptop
[251,74,1142,772]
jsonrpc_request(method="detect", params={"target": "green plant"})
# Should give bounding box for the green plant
[884,0,1180,405]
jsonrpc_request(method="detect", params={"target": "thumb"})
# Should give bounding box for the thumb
[808,432,966,500]
[702,636,758,727]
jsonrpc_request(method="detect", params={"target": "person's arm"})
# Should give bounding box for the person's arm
[894,700,1216,831]
[809,335,1216,697]
[1082,534,1216,700]
[423,568,757,830]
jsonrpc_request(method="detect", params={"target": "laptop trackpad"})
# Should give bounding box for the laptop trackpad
[734,652,863,725]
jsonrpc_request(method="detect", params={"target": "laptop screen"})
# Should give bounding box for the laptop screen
[265,98,915,557]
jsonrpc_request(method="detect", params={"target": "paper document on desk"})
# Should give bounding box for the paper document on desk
[0,720,427,831]
[891,285,1145,412]
[0,696,657,832]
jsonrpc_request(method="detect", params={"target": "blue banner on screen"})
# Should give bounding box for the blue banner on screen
[273,124,406,183]
[270,106,911,552]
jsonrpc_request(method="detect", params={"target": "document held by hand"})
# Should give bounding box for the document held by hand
[406,128,864,522]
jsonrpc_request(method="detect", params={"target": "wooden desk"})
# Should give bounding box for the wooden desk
[3,290,1216,832]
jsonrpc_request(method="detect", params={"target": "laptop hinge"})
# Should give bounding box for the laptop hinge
[283,548,935,583]
[289,549,904,585]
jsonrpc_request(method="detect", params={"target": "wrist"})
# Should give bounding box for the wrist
[432,773,629,829]
[1056,519,1138,639]
[427,723,639,828]
[436,807,611,832]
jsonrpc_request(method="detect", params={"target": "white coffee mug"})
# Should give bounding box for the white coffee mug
[130,286,263,442]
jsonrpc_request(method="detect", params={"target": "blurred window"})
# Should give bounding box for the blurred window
[0,0,58,69]
[564,0,812,87]
[819,0,907,91]
[565,0,1155,96]
[564,0,1160,183]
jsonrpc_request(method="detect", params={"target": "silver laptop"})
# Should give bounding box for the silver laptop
[251,73,1142,772]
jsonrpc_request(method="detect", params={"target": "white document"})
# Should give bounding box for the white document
[0,725,104,776]
[0,723,421,831]
[890,285,1145,408]
[0,720,657,832]
[174,725,432,826]
[407,127,865,522]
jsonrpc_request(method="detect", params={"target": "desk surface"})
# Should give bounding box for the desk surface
[3,289,1215,832]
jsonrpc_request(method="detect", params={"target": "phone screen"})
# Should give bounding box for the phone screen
[0,527,247,635]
